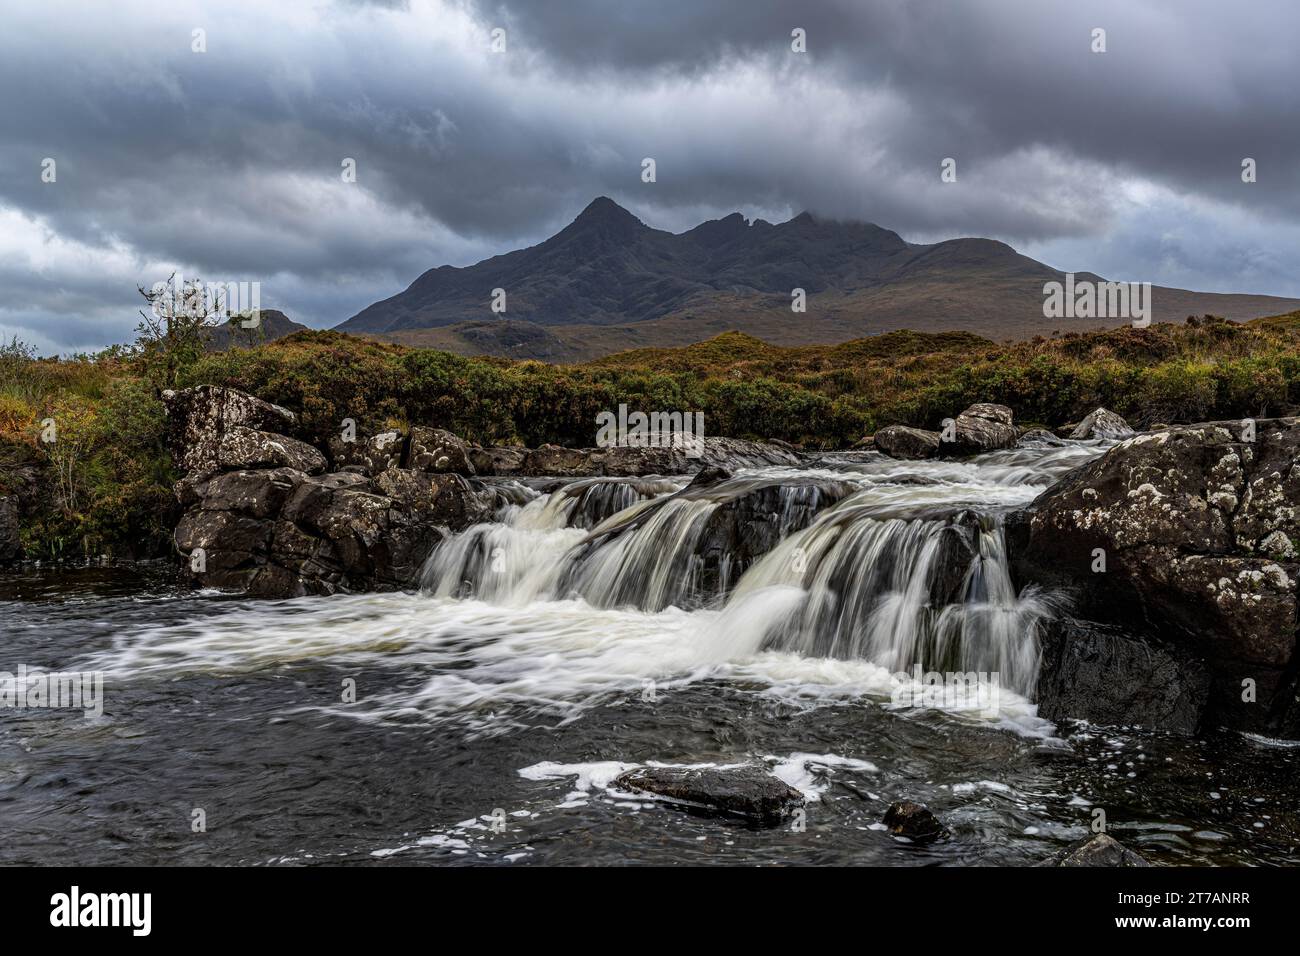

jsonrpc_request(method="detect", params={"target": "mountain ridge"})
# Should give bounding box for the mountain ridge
[337,197,1300,361]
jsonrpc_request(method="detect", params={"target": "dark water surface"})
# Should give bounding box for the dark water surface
[1,563,1297,867]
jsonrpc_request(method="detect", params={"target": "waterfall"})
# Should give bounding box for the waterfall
[420,466,1062,698]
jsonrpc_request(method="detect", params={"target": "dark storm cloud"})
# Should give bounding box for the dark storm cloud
[0,0,1297,352]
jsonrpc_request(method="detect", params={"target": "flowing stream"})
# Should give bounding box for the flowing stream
[1,442,1297,865]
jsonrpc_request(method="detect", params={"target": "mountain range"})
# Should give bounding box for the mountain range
[335,197,1300,361]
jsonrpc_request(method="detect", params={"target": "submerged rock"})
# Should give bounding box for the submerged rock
[882,801,947,842]
[1044,833,1151,867]
[1070,406,1134,440]
[614,766,804,825]
[1037,618,1210,734]
[686,465,732,489]
[874,425,941,460]
[1012,419,1300,735]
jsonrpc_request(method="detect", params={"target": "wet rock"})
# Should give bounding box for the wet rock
[1037,618,1210,734]
[328,430,404,476]
[874,425,941,460]
[571,477,853,608]
[408,426,476,475]
[687,465,732,489]
[691,481,853,596]
[699,437,799,470]
[1045,834,1151,867]
[882,801,947,842]
[162,385,299,475]
[1012,419,1300,735]
[928,512,983,608]
[559,478,665,530]
[1018,428,1067,447]
[0,495,22,565]
[217,426,326,474]
[1070,407,1134,440]
[614,766,804,825]
[938,403,1018,457]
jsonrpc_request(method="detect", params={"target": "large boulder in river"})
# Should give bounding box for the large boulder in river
[1012,419,1300,735]
[614,765,804,825]
[1070,407,1134,440]
[1037,617,1210,734]
[938,403,1018,457]
[162,385,299,475]
[874,425,940,460]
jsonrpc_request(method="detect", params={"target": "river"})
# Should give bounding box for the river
[2,441,1296,865]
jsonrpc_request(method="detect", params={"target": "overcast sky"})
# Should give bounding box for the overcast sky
[3,0,1298,354]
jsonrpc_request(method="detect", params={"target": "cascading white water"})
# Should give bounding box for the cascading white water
[78,444,1109,736]
[419,448,1088,698]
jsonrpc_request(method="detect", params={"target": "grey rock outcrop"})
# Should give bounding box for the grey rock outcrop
[874,425,941,460]
[1070,407,1134,440]
[1013,419,1300,735]
[938,403,1018,457]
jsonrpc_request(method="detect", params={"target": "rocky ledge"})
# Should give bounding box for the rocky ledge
[1012,418,1300,736]
[159,385,805,596]
[163,386,494,596]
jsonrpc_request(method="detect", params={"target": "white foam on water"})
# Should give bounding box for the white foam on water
[765,753,880,799]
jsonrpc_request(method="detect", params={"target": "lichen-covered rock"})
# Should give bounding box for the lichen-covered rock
[874,425,940,460]
[938,403,1018,457]
[162,385,299,476]
[328,430,404,476]
[1013,419,1300,734]
[1070,407,1134,440]
[217,426,326,474]
[408,426,476,475]
[614,765,804,825]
